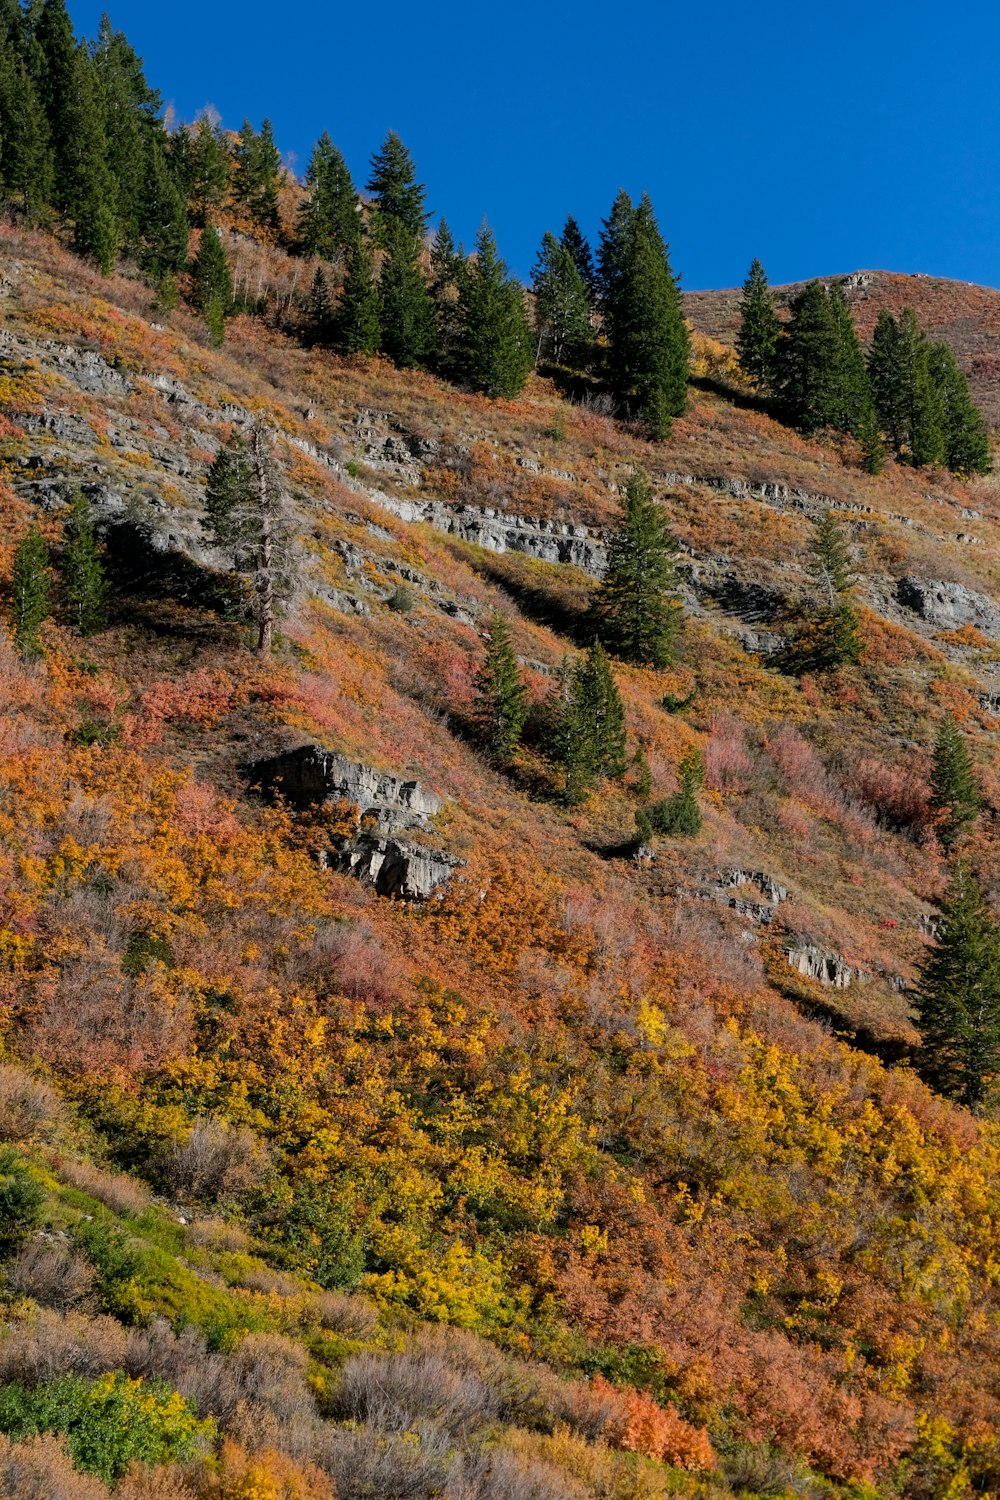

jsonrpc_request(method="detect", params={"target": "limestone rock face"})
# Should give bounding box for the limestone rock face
[373,495,608,576]
[897,576,1000,636]
[786,945,867,989]
[330,834,463,901]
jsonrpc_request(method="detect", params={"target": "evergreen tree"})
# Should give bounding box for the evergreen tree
[778,281,842,434]
[532,231,591,367]
[472,614,528,763]
[378,217,433,368]
[10,523,50,658]
[305,264,333,346]
[930,713,981,850]
[234,117,281,234]
[648,747,704,837]
[553,641,628,805]
[870,308,949,469]
[868,310,907,452]
[828,285,873,437]
[457,224,533,399]
[859,404,884,475]
[296,132,358,259]
[202,424,294,655]
[597,467,682,668]
[29,0,75,209]
[332,236,380,356]
[429,217,465,377]
[560,214,597,297]
[805,509,861,670]
[61,489,107,635]
[169,113,231,226]
[366,130,427,239]
[599,192,689,437]
[64,44,118,273]
[0,35,53,216]
[190,225,231,344]
[811,509,854,600]
[908,327,947,469]
[927,341,991,475]
[915,862,1000,1110]
[736,258,781,392]
[91,16,162,255]
[136,132,189,274]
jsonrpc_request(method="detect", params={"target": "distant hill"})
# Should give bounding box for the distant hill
[685,269,1000,425]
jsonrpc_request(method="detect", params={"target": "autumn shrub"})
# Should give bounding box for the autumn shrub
[0,1432,109,1500]
[0,1067,63,1144]
[551,1376,715,1473]
[227,1335,315,1427]
[312,1423,454,1500]
[301,1290,378,1339]
[55,1159,151,1219]
[0,1148,43,1258]
[163,1118,269,1202]
[846,756,933,837]
[0,1310,128,1385]
[4,1240,96,1312]
[331,1348,496,1435]
[456,1448,591,1500]
[703,714,755,792]
[303,919,404,1009]
[190,1436,335,1500]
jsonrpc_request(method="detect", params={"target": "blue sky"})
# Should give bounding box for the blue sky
[70,0,1000,291]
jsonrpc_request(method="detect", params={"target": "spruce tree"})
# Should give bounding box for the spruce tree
[868,310,907,452]
[169,113,231,226]
[65,44,118,273]
[190,225,232,344]
[366,130,427,239]
[332,236,380,356]
[378,217,433,368]
[778,281,841,434]
[927,341,991,475]
[597,467,682,668]
[203,424,294,655]
[828,285,873,437]
[61,489,107,635]
[0,36,53,216]
[473,614,528,763]
[648,747,704,837]
[91,16,161,256]
[930,714,980,850]
[915,862,1000,1110]
[859,405,884,476]
[560,214,597,298]
[736,258,781,393]
[554,641,628,805]
[600,192,689,437]
[429,218,465,378]
[532,231,592,367]
[457,224,533,399]
[234,117,281,235]
[137,133,189,275]
[805,509,861,670]
[305,264,333,346]
[10,523,50,658]
[871,308,948,469]
[29,0,75,209]
[296,132,358,260]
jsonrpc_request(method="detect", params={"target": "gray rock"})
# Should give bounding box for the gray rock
[373,495,608,576]
[329,834,462,900]
[720,869,789,904]
[786,945,867,988]
[322,588,371,618]
[897,576,1000,636]
[252,745,442,829]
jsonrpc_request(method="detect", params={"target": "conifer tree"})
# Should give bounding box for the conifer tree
[429,218,465,377]
[457,224,533,398]
[778,281,841,434]
[91,16,162,255]
[10,524,50,658]
[378,217,433,368]
[648,747,704,836]
[868,310,907,452]
[29,0,75,209]
[169,113,231,226]
[805,509,861,670]
[234,117,281,234]
[560,214,597,298]
[0,36,53,216]
[870,308,951,469]
[65,44,118,273]
[366,131,427,239]
[137,133,189,275]
[296,132,358,260]
[332,236,380,356]
[61,489,107,636]
[203,424,294,655]
[930,714,981,850]
[859,405,884,476]
[532,231,591,367]
[927,341,991,475]
[915,862,1000,1110]
[473,614,528,763]
[305,264,333,346]
[554,641,628,805]
[597,468,682,668]
[599,192,689,437]
[736,258,781,393]
[828,285,873,437]
[190,225,232,344]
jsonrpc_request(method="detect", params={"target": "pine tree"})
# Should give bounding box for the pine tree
[532,231,592,367]
[597,467,682,668]
[29,0,75,209]
[927,341,991,475]
[828,285,873,437]
[61,489,107,635]
[930,714,980,850]
[560,214,597,298]
[332,236,380,356]
[909,330,947,469]
[202,424,294,655]
[137,133,189,275]
[649,747,704,836]
[0,35,53,216]
[91,16,162,256]
[65,44,118,273]
[296,132,358,260]
[457,224,533,399]
[736,258,781,393]
[378,217,433,368]
[805,509,861,670]
[553,641,627,805]
[870,308,948,469]
[10,523,50,658]
[472,614,528,763]
[778,281,842,434]
[169,113,231,226]
[599,192,689,437]
[366,131,427,239]
[811,509,854,601]
[868,310,907,452]
[859,404,884,475]
[190,225,232,344]
[915,862,1000,1110]
[429,218,464,378]
[234,117,281,235]
[305,265,333,346]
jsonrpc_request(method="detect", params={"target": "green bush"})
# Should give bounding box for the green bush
[0,1147,43,1256]
[0,1373,214,1484]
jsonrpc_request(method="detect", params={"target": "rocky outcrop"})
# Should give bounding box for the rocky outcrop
[713,868,789,924]
[251,745,461,900]
[371,495,608,576]
[896,576,1000,637]
[786,945,869,989]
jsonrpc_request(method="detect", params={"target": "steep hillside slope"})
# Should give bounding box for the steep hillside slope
[686,269,1000,426]
[4,225,1000,1496]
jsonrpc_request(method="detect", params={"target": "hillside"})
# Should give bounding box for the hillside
[685,268,1000,426]
[3,218,1000,1499]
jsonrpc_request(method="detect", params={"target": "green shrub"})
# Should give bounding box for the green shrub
[387,583,416,614]
[0,1148,43,1257]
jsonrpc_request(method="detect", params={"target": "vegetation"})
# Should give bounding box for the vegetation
[930,713,981,849]
[472,615,528,763]
[597,468,683,668]
[736,257,781,392]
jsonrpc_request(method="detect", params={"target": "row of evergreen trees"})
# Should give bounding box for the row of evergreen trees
[736,261,990,474]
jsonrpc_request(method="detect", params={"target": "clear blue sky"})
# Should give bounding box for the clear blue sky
[70,0,1000,291]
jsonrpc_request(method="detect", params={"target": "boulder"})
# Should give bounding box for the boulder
[897,576,1000,637]
[329,834,462,900]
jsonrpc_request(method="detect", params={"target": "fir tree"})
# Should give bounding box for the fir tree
[234,117,281,234]
[332,236,380,356]
[91,16,162,255]
[366,130,427,239]
[828,285,873,437]
[0,35,53,216]
[429,217,464,377]
[811,509,854,601]
[930,714,981,850]
[378,217,433,368]
[553,641,627,805]
[927,341,991,475]
[61,489,107,635]
[137,133,189,275]
[472,614,528,763]
[29,0,75,209]
[648,748,704,837]
[805,509,861,670]
[870,308,949,469]
[202,424,294,655]
[599,192,689,437]
[10,523,50,658]
[65,44,118,273]
[597,467,682,668]
[560,214,597,297]
[914,862,1000,1110]
[296,132,358,259]
[190,225,232,344]
[532,231,591,367]
[169,113,231,226]
[457,224,533,399]
[778,281,841,434]
[305,264,333,346]
[859,404,884,475]
[736,258,781,393]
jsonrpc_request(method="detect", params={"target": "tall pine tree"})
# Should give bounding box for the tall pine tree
[927,341,991,475]
[61,489,107,635]
[10,523,50,659]
[64,43,118,273]
[190,225,232,344]
[597,467,683,668]
[378,217,433,368]
[553,641,628,805]
[457,224,533,399]
[930,714,980,850]
[366,131,426,239]
[0,35,53,216]
[560,214,597,298]
[532,231,592,367]
[736,258,781,393]
[472,615,528,763]
[296,132,358,260]
[332,236,380,356]
[234,118,282,235]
